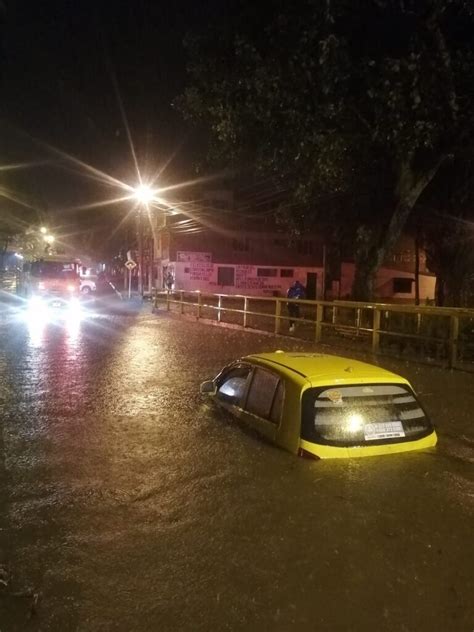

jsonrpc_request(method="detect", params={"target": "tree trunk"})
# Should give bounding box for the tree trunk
[444,273,470,307]
[351,198,413,301]
[414,226,421,306]
[351,157,446,302]
[435,274,445,306]
[352,252,379,301]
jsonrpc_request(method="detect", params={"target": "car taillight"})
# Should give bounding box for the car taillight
[67,284,75,292]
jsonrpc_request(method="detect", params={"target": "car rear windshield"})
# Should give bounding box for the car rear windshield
[301,384,433,447]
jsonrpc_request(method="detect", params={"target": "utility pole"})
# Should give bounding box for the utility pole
[138,210,144,297]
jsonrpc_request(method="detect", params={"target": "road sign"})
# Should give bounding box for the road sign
[125,260,137,270]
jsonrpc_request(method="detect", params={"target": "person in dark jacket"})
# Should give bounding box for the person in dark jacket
[287,280,306,332]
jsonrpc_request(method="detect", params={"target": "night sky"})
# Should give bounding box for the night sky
[0,0,228,212]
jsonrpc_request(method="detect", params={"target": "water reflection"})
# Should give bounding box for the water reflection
[26,316,46,347]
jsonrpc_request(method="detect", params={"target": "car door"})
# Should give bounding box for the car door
[241,366,285,443]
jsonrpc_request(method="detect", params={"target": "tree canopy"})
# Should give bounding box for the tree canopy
[180,0,474,299]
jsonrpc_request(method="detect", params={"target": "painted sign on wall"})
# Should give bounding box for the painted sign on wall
[177,251,212,263]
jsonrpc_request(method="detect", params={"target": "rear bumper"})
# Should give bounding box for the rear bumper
[299,431,437,459]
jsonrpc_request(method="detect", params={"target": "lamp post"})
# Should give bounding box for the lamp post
[43,233,55,255]
[133,185,155,297]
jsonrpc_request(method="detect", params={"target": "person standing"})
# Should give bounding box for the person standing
[287,280,306,332]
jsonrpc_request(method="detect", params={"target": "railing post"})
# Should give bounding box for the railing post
[197,292,202,320]
[217,295,222,322]
[356,307,361,335]
[449,315,459,369]
[372,308,381,353]
[166,291,170,311]
[332,305,337,325]
[180,290,184,314]
[243,297,248,328]
[275,298,281,334]
[315,303,323,342]
[416,312,422,335]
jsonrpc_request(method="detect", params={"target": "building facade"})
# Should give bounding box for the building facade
[152,224,435,302]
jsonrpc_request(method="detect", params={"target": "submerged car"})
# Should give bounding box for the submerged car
[200,352,437,459]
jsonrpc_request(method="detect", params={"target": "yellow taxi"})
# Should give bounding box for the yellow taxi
[200,351,437,459]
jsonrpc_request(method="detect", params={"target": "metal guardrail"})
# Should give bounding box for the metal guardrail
[153,289,474,371]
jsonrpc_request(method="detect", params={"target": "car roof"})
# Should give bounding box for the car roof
[243,352,408,387]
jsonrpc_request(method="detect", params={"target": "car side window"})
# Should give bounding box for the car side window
[245,368,282,422]
[216,366,251,406]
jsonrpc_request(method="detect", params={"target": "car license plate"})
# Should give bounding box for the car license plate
[364,421,405,441]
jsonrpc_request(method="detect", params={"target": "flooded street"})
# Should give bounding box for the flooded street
[0,305,473,631]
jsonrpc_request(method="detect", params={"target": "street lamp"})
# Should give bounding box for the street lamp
[40,226,48,235]
[44,234,55,244]
[133,184,157,297]
[134,184,155,205]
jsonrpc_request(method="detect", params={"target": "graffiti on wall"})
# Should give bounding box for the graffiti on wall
[189,262,213,281]
[177,251,212,263]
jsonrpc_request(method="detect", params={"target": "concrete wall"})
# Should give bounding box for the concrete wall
[170,260,324,298]
[340,263,435,302]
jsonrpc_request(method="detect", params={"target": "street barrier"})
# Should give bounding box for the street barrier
[153,289,474,371]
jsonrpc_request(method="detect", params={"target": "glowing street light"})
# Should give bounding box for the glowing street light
[44,234,55,244]
[133,184,155,205]
[40,226,48,234]
[131,184,159,297]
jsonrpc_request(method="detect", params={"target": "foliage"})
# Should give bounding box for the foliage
[179,0,474,299]
[419,155,474,306]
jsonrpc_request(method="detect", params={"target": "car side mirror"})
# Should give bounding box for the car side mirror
[200,380,217,395]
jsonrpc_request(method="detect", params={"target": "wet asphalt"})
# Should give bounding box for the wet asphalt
[0,298,473,631]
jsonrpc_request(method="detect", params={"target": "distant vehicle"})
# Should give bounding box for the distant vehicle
[200,352,437,459]
[19,257,81,310]
[80,275,97,295]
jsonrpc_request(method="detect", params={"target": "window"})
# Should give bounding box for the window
[257,268,278,277]
[232,238,250,252]
[217,366,251,406]
[393,277,413,294]
[184,267,190,274]
[297,240,313,255]
[280,269,294,278]
[245,368,281,421]
[301,384,433,447]
[218,266,235,286]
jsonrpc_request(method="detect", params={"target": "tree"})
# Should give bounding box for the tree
[179,0,474,299]
[417,154,474,306]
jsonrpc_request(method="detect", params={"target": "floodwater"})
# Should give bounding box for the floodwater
[0,302,473,631]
